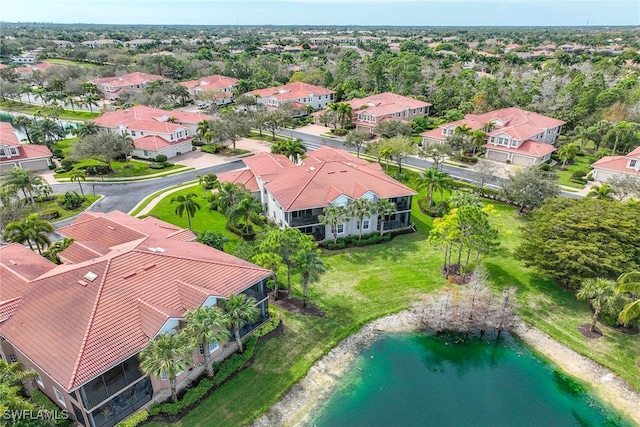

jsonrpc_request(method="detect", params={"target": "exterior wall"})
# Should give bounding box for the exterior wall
[132,140,192,160]
[591,168,636,183]
[421,136,445,145]
[0,157,51,173]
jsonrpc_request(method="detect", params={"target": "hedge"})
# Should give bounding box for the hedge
[116,410,149,427]
[30,390,71,426]
[148,336,258,418]
[320,232,391,250]
[253,308,281,338]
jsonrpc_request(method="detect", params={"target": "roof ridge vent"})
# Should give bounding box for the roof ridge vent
[123,272,137,279]
[77,280,89,287]
[108,226,116,230]
[8,260,17,265]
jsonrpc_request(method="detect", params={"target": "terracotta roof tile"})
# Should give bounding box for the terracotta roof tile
[0,297,21,322]
[91,72,165,89]
[250,82,335,101]
[347,92,431,118]
[180,75,238,91]
[216,169,260,191]
[484,139,556,157]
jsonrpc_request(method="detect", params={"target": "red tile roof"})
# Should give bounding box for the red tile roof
[133,135,191,151]
[216,169,260,191]
[1,144,53,162]
[180,74,238,91]
[263,146,416,210]
[421,107,565,142]
[250,82,335,101]
[346,92,431,119]
[484,139,556,158]
[592,146,640,176]
[93,105,210,129]
[0,212,270,391]
[91,72,165,90]
[14,62,57,74]
[242,152,295,177]
[0,122,21,146]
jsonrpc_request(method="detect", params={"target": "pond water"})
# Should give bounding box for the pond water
[309,333,630,427]
[0,110,80,141]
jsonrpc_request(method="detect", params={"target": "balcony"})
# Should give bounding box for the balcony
[80,356,144,410]
[289,208,324,227]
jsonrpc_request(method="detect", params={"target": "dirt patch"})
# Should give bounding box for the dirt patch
[578,324,603,339]
[269,292,326,317]
[439,264,472,285]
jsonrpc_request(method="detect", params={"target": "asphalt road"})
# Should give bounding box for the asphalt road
[50,129,580,231]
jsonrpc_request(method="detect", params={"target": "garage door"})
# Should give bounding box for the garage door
[511,155,534,166]
[21,159,50,171]
[486,150,509,162]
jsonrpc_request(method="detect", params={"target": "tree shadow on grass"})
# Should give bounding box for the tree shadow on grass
[336,234,424,266]
[484,262,527,291]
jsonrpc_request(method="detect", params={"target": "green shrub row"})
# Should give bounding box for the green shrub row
[200,144,221,154]
[116,409,149,427]
[148,336,258,418]
[226,222,256,240]
[253,309,281,338]
[148,162,174,170]
[320,232,391,250]
[29,390,71,426]
[38,208,61,220]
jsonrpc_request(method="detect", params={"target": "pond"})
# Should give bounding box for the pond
[0,110,81,141]
[309,332,630,427]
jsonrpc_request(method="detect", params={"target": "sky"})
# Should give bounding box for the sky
[1,0,639,26]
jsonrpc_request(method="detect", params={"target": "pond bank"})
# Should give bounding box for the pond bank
[251,307,640,427]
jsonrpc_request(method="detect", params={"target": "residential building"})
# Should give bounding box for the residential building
[50,40,75,48]
[0,211,271,427]
[91,72,166,101]
[420,107,565,166]
[248,82,336,111]
[81,39,119,49]
[325,92,431,134]
[13,62,58,79]
[10,53,37,64]
[179,75,239,105]
[93,106,210,159]
[217,146,416,241]
[0,122,52,173]
[123,39,156,49]
[591,146,640,182]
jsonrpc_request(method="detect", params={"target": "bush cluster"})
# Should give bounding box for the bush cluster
[226,222,256,240]
[30,390,71,426]
[148,337,258,419]
[59,192,83,210]
[38,208,61,220]
[253,309,281,338]
[320,232,391,250]
[116,409,149,427]
[148,162,174,169]
[201,145,221,154]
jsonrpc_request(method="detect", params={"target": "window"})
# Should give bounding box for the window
[338,224,344,233]
[199,340,219,355]
[143,150,149,157]
[36,373,44,387]
[10,147,18,155]
[8,354,17,363]
[631,160,637,168]
[363,220,370,230]
[53,387,67,407]
[511,141,517,147]
[131,131,136,136]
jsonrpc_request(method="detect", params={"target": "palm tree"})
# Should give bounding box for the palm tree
[32,87,47,105]
[616,271,640,326]
[336,103,353,128]
[1,167,42,209]
[74,122,99,138]
[69,169,86,197]
[12,115,34,144]
[602,121,640,155]
[4,214,54,255]
[65,94,77,112]
[468,130,487,156]
[558,142,579,169]
[576,278,623,333]
[170,193,201,231]
[139,332,193,403]
[196,120,211,142]
[195,174,206,199]
[294,248,326,306]
[319,205,348,244]
[587,183,616,200]
[454,123,472,136]
[221,294,259,353]
[379,146,394,174]
[183,307,230,378]
[375,199,397,236]
[348,198,374,240]
[44,237,74,264]
[210,182,246,215]
[417,167,450,208]
[18,85,33,105]
[226,194,262,233]
[83,94,101,113]
[285,139,307,163]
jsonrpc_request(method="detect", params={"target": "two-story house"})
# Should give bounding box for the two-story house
[93,106,210,159]
[421,107,565,166]
[217,146,416,241]
[81,39,119,49]
[0,122,52,173]
[0,211,271,427]
[591,146,640,182]
[338,92,432,134]
[179,75,239,105]
[91,72,166,101]
[248,82,336,111]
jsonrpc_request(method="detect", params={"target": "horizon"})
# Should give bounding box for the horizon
[2,0,639,27]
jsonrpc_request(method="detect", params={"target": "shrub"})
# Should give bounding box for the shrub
[121,163,135,169]
[155,154,168,163]
[571,169,589,180]
[116,410,149,427]
[176,152,182,156]
[201,145,220,154]
[84,165,112,175]
[192,139,205,147]
[51,147,64,158]
[393,172,408,182]
[60,159,75,172]
[30,390,70,426]
[538,163,552,171]
[460,155,479,164]
[55,168,67,173]
[319,233,391,250]
[227,222,256,240]
[164,162,174,167]
[38,208,60,220]
[48,164,56,170]
[60,192,83,210]
[253,309,281,338]
[148,162,167,169]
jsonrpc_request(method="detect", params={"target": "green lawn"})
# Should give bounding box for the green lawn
[0,100,100,121]
[143,172,639,427]
[553,153,596,189]
[44,59,100,68]
[54,160,187,179]
[143,186,241,251]
[35,194,100,221]
[248,132,289,143]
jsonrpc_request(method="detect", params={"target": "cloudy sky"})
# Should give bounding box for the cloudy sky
[2,0,639,26]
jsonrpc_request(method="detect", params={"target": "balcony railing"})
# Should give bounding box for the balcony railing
[290,215,321,227]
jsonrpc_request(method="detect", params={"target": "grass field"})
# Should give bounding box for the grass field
[35,194,100,221]
[54,160,187,179]
[142,169,639,427]
[0,100,100,121]
[553,153,596,189]
[44,59,100,68]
